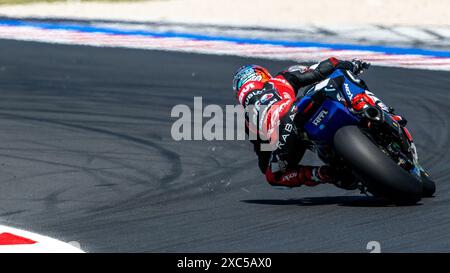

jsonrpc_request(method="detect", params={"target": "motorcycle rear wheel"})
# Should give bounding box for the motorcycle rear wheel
[334,125,423,204]
[421,171,436,198]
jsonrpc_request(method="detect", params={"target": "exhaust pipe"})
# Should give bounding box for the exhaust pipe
[363,106,383,122]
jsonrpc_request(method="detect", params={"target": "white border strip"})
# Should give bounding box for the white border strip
[0,225,84,253]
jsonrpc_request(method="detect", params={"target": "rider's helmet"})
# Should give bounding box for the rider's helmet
[232,65,272,97]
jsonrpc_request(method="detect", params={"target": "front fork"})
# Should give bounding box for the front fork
[394,120,424,178]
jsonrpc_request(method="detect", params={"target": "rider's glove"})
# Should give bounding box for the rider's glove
[351,59,371,75]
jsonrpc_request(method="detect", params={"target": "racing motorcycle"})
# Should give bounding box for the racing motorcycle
[295,67,436,204]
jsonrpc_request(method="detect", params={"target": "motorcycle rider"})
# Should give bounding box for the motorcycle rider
[233,57,406,189]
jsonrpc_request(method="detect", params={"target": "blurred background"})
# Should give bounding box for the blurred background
[0,0,448,27]
[1,0,449,51]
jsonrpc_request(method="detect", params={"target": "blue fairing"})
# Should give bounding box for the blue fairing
[303,99,359,144]
[296,69,365,146]
[329,69,366,103]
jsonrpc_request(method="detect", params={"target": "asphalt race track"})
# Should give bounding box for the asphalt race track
[0,39,449,252]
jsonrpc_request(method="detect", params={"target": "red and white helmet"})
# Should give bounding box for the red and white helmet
[232,65,271,97]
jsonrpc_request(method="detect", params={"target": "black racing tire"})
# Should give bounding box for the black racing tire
[333,126,422,203]
[421,172,436,198]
